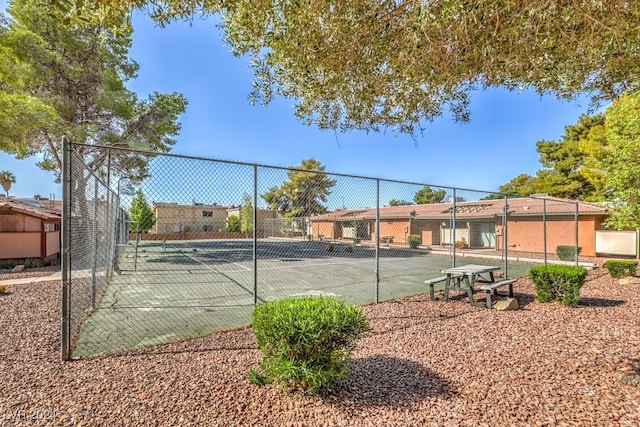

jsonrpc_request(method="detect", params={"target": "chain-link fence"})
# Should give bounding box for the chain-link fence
[62,142,586,359]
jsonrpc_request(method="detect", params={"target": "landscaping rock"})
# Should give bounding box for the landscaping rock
[494,297,519,311]
[11,265,25,273]
[619,277,640,285]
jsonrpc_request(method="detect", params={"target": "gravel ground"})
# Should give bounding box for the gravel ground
[1,268,639,426]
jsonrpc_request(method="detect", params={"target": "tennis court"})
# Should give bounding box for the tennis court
[72,238,532,357]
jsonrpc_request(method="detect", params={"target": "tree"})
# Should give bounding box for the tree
[0,170,15,196]
[262,159,336,219]
[493,114,608,201]
[531,114,606,200]
[389,199,412,206]
[496,174,538,198]
[240,193,254,233]
[413,185,445,204]
[63,1,640,135]
[129,189,155,232]
[602,91,640,230]
[226,215,241,232]
[0,0,187,184]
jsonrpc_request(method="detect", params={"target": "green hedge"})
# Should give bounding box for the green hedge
[249,296,370,394]
[408,234,421,248]
[529,264,588,306]
[604,260,638,278]
[556,245,582,261]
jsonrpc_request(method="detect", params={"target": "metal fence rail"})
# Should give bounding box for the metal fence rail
[61,142,581,359]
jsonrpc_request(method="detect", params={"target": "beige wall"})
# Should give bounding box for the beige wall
[0,212,41,232]
[46,231,61,257]
[153,204,228,234]
[313,221,338,239]
[154,205,280,234]
[227,208,279,232]
[0,233,41,258]
[497,215,601,257]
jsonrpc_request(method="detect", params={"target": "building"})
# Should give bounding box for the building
[311,196,614,257]
[226,206,280,233]
[152,202,230,234]
[146,202,279,239]
[0,197,62,261]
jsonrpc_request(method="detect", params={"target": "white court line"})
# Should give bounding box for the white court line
[168,245,252,271]
[217,258,378,274]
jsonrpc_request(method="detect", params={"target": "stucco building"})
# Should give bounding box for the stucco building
[311,196,614,257]
[0,198,62,261]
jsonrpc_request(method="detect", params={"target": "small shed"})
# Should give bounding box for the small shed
[0,198,62,260]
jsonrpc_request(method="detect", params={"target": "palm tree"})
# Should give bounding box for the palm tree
[0,171,16,197]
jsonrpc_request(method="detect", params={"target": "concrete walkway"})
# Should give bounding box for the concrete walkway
[0,272,61,285]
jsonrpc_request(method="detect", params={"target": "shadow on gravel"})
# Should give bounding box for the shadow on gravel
[331,355,454,408]
[622,358,640,386]
[515,292,536,308]
[578,297,625,307]
[515,293,625,309]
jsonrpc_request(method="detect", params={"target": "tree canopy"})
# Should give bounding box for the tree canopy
[226,215,241,232]
[602,91,640,230]
[495,114,607,201]
[1,0,187,184]
[129,189,156,232]
[240,193,253,233]
[0,170,15,196]
[389,199,412,206]
[414,185,446,204]
[58,0,640,134]
[262,159,336,218]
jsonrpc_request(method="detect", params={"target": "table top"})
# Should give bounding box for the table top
[441,264,501,275]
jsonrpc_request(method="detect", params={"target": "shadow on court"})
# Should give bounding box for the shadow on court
[71,238,532,358]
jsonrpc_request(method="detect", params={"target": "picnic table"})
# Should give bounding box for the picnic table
[426,263,515,308]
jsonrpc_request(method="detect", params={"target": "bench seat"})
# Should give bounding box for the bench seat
[425,274,462,300]
[478,279,516,308]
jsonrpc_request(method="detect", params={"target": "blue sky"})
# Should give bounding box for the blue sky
[0,6,601,201]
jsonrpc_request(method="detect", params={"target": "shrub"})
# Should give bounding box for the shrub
[352,237,361,244]
[250,296,370,394]
[226,215,241,232]
[24,258,45,269]
[408,234,421,248]
[455,239,468,249]
[556,245,582,261]
[529,264,588,306]
[604,260,638,278]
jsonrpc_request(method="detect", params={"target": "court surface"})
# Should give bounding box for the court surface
[73,238,532,357]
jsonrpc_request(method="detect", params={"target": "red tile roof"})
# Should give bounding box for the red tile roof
[312,196,609,221]
[0,198,62,220]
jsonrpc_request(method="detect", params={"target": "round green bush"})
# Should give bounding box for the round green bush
[250,296,370,394]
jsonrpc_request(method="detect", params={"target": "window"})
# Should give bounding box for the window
[203,211,213,217]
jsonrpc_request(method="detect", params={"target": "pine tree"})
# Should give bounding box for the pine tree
[129,190,155,233]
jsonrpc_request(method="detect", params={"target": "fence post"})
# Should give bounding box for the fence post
[375,179,380,303]
[253,165,258,305]
[91,179,98,308]
[452,188,457,267]
[61,136,72,361]
[575,202,579,266]
[503,196,509,278]
[543,198,547,265]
